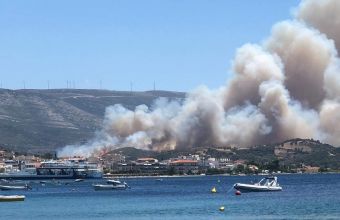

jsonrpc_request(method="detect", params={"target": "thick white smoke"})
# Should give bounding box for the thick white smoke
[58,0,340,157]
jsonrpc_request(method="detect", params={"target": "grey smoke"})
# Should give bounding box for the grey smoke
[296,0,340,53]
[58,0,340,157]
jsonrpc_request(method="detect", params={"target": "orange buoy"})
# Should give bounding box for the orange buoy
[235,190,241,195]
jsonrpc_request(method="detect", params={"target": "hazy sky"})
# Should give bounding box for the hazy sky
[0,0,299,91]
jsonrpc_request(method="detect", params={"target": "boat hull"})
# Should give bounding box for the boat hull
[0,174,76,180]
[93,184,127,190]
[0,185,29,190]
[0,195,25,202]
[0,173,102,180]
[234,183,282,192]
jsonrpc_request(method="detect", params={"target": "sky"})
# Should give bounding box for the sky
[0,0,299,92]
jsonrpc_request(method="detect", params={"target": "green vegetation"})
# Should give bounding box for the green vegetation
[110,138,340,173]
[0,89,185,154]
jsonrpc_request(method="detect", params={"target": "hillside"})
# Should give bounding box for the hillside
[0,89,185,153]
[208,139,340,170]
[109,138,340,170]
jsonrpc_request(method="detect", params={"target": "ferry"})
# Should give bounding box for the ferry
[0,159,103,180]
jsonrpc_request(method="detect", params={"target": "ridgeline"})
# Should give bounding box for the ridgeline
[0,89,185,153]
[1,89,339,171]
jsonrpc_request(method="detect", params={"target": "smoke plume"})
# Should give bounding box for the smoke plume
[59,0,340,157]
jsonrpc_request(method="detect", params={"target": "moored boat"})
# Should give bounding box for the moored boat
[0,184,30,190]
[233,176,282,192]
[93,179,129,190]
[106,179,122,184]
[0,195,25,202]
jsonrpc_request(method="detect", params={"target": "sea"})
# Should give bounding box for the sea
[1,173,340,220]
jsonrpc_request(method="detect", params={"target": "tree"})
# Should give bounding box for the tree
[267,159,280,171]
[168,167,176,176]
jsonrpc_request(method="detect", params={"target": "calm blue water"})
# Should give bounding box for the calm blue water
[1,174,340,220]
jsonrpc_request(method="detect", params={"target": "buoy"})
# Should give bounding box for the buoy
[217,179,220,183]
[235,190,241,195]
[219,206,225,211]
[211,187,217,193]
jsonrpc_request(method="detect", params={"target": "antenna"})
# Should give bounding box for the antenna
[66,80,72,89]
[100,80,102,90]
[153,81,156,91]
[130,81,133,94]
[23,81,26,89]
[73,81,75,89]
[47,80,50,90]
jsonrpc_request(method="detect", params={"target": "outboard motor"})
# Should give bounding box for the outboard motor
[124,182,130,188]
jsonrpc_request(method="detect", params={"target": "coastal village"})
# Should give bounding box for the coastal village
[1,138,334,178]
[1,0,340,218]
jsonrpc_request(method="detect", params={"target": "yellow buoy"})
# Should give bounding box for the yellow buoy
[211,187,217,193]
[219,206,225,211]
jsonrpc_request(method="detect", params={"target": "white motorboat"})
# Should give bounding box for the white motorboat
[0,184,30,190]
[106,179,122,184]
[0,195,25,202]
[233,176,282,192]
[93,179,129,190]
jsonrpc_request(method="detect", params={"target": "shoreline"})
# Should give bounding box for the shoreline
[104,171,340,179]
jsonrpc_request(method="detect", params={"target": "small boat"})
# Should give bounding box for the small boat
[93,180,129,190]
[233,176,282,192]
[106,179,122,184]
[0,184,30,190]
[74,179,84,182]
[0,195,25,202]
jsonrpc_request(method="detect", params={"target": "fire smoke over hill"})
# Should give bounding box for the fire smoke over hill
[59,0,340,157]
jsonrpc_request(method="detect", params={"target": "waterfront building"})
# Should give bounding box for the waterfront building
[169,160,199,174]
